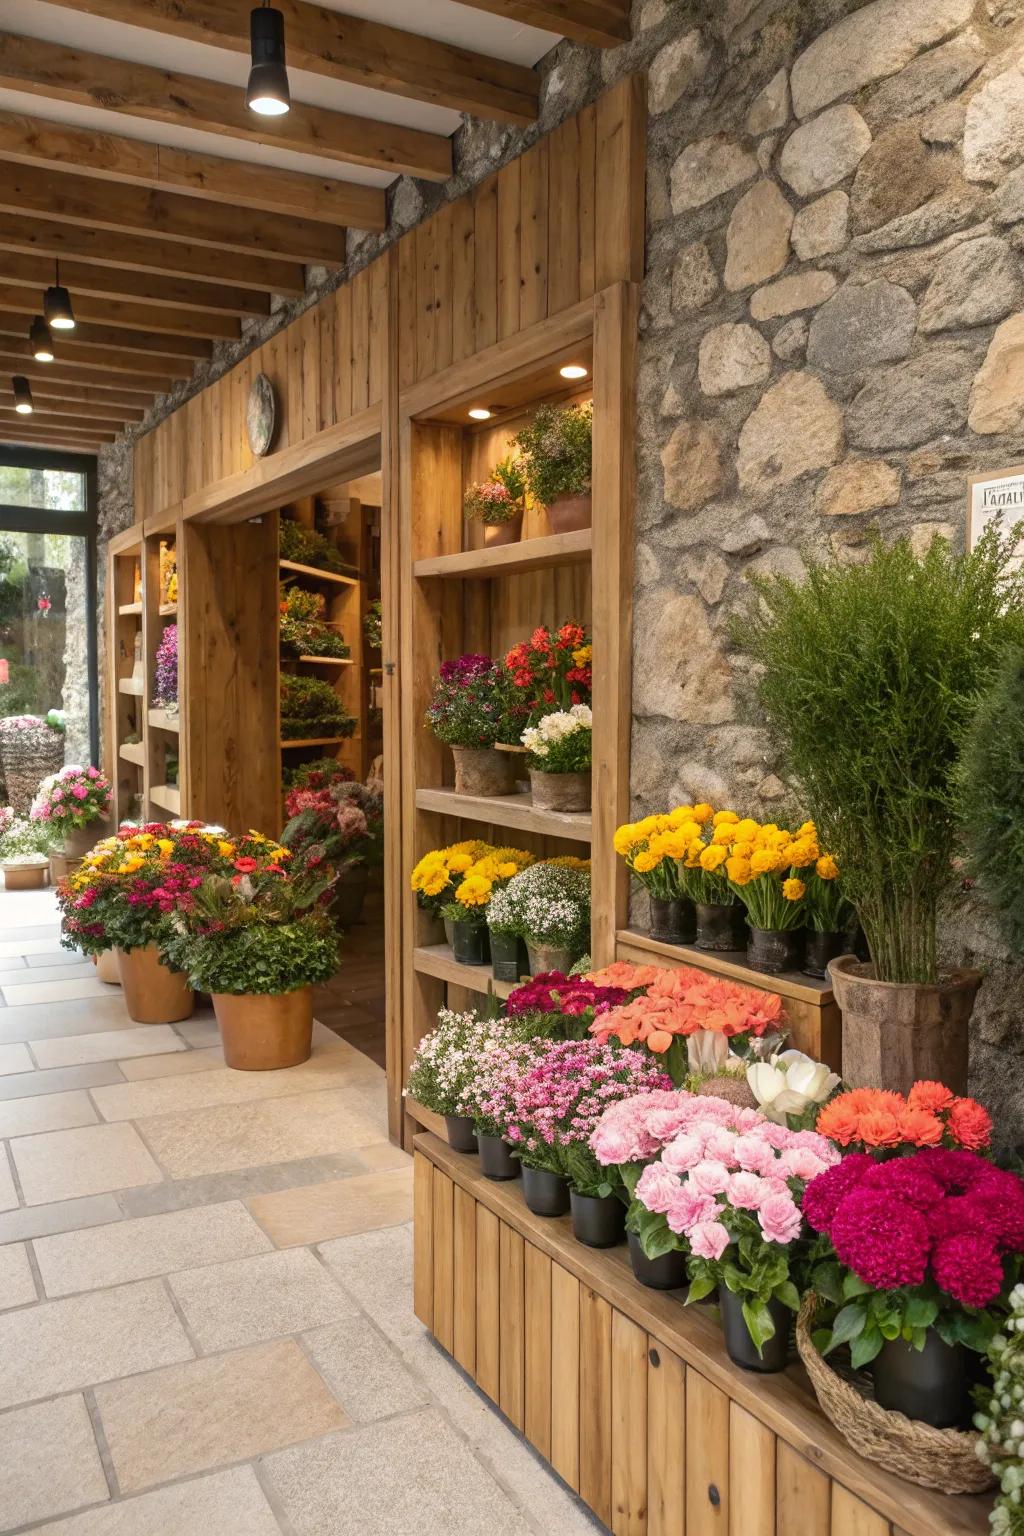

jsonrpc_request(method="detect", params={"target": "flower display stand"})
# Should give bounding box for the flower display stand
[414,1132,990,1536]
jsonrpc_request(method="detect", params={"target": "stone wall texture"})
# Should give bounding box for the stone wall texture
[97,0,1024,1141]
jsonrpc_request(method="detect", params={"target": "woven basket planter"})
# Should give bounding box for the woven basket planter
[0,722,64,814]
[795,1294,993,1496]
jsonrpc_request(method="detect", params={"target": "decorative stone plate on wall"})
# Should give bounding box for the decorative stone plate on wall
[247,373,277,458]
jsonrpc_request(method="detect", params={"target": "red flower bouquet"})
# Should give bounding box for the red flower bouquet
[504,622,592,726]
[505,970,634,1033]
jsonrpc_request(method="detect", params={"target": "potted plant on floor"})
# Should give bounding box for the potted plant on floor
[0,807,50,889]
[162,844,338,1070]
[31,764,112,859]
[282,773,383,928]
[425,654,518,797]
[513,401,593,535]
[521,703,592,812]
[735,529,1024,1093]
[464,455,527,548]
[485,860,591,977]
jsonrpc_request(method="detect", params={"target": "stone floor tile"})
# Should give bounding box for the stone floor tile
[118,1046,222,1080]
[353,1139,414,1174]
[115,1150,370,1218]
[32,1024,187,1069]
[11,1122,164,1205]
[0,1393,109,1527]
[0,997,140,1045]
[318,1223,420,1349]
[1,976,111,1006]
[0,1088,99,1138]
[0,1240,36,1308]
[303,1316,427,1422]
[0,1278,192,1408]
[95,1337,348,1493]
[25,947,92,968]
[27,1466,281,1535]
[0,1192,123,1244]
[0,962,96,986]
[0,1040,34,1074]
[247,1167,413,1247]
[0,923,61,944]
[0,1143,17,1212]
[263,1410,533,1536]
[0,936,67,958]
[133,1089,383,1179]
[34,1200,273,1296]
[169,1246,355,1352]
[0,1061,125,1102]
[173,1015,221,1048]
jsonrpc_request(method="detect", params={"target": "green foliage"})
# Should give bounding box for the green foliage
[279,519,353,575]
[512,401,592,508]
[0,814,50,862]
[812,1263,995,1368]
[279,584,350,659]
[280,674,355,740]
[959,648,1024,957]
[733,526,1024,983]
[363,598,382,650]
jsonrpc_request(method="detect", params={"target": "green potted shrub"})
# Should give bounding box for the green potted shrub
[512,401,592,534]
[0,807,50,890]
[463,455,527,548]
[736,527,1024,1092]
[279,585,350,660]
[521,703,592,812]
[280,674,355,741]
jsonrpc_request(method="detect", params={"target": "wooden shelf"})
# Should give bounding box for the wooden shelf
[413,944,517,1000]
[413,528,591,580]
[148,708,180,733]
[296,654,354,666]
[150,784,181,814]
[118,677,144,696]
[415,786,591,844]
[616,927,834,1004]
[280,559,359,587]
[118,742,145,768]
[117,601,142,616]
[158,602,177,617]
[280,735,354,749]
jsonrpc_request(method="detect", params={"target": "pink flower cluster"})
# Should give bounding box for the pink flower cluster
[504,1039,671,1155]
[802,1148,1024,1308]
[592,1091,839,1262]
[31,765,110,830]
[505,971,632,1018]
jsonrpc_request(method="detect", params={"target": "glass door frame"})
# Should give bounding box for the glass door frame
[0,446,99,764]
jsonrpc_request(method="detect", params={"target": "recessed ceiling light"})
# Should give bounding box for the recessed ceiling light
[468,407,492,421]
[560,364,588,380]
[13,376,33,415]
[247,2,291,115]
[30,316,54,363]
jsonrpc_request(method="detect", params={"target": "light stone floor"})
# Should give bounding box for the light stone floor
[0,885,601,1535]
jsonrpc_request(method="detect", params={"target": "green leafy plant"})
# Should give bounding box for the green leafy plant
[363,599,382,650]
[512,401,592,508]
[279,519,353,576]
[280,674,355,741]
[734,527,1024,983]
[279,584,350,660]
[959,647,1024,956]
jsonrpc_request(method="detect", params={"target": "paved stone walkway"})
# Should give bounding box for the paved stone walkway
[0,885,599,1535]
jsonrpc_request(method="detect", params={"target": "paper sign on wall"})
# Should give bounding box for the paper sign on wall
[968,465,1024,556]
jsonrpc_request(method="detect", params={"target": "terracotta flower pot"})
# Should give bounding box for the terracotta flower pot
[828,954,981,1095]
[117,944,195,1025]
[62,820,108,858]
[528,767,591,812]
[213,986,313,1071]
[450,746,516,798]
[482,510,523,547]
[1,862,47,890]
[48,851,82,885]
[546,493,592,534]
[94,948,122,985]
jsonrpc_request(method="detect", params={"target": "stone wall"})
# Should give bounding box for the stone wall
[95,0,1024,1138]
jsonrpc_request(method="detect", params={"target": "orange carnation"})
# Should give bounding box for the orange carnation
[947,1097,993,1151]
[585,961,663,990]
[815,1099,863,1146]
[857,1109,903,1148]
[907,1080,955,1114]
[897,1107,944,1147]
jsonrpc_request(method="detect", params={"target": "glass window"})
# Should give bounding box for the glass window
[0,465,87,513]
[0,529,92,762]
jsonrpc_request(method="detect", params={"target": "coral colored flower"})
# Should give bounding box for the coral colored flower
[897,1106,944,1146]
[907,1080,955,1114]
[233,857,259,874]
[947,1097,993,1151]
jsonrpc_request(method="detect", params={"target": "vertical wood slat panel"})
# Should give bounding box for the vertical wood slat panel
[350,267,371,414]
[473,172,498,354]
[729,1403,775,1536]
[524,1244,552,1460]
[778,1442,831,1536]
[451,193,476,364]
[577,102,597,300]
[431,1169,454,1354]
[595,75,647,292]
[301,305,320,443]
[496,158,521,343]
[547,115,581,315]
[452,1185,476,1376]
[498,1222,525,1431]
[519,136,548,331]
[611,1310,648,1536]
[318,292,336,430]
[334,282,353,421]
[368,255,388,407]
[647,1341,685,1536]
[579,1287,613,1526]
[433,201,454,375]
[286,314,303,452]
[475,1204,500,1402]
[686,1369,730,1535]
[550,1262,580,1492]
[415,217,437,383]
[831,1486,889,1536]
[412,1153,433,1329]
[397,230,418,391]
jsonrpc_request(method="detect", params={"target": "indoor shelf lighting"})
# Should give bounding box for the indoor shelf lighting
[560,363,589,380]
[30,315,54,362]
[468,407,492,421]
[44,261,75,331]
[13,376,33,414]
[247,1,291,116]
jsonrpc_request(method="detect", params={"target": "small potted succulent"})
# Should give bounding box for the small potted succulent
[424,654,516,797]
[521,703,592,812]
[0,807,50,889]
[512,401,592,534]
[31,764,112,858]
[464,455,527,548]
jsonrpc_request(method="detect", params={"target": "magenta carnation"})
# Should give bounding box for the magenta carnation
[931,1232,1005,1308]
[860,1158,946,1211]
[829,1190,931,1290]
[801,1153,874,1233]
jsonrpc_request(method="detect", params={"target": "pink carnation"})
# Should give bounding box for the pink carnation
[71,784,89,800]
[778,1145,832,1181]
[660,1133,703,1174]
[758,1192,803,1245]
[727,1171,766,1210]
[733,1132,777,1178]
[688,1160,731,1197]
[634,1163,679,1216]
[665,1186,718,1234]
[689,1220,731,1262]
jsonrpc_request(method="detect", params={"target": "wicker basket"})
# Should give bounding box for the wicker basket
[0,721,65,814]
[795,1294,994,1495]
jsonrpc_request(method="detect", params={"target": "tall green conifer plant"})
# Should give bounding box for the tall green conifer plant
[734,527,1024,985]
[959,646,1024,956]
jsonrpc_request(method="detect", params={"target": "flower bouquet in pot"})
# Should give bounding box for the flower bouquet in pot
[0,807,50,889]
[409,839,491,944]
[521,704,591,813]
[723,817,814,974]
[279,586,350,661]
[282,776,383,928]
[504,966,633,1041]
[512,401,592,535]
[485,860,590,977]
[457,1031,548,1180]
[503,623,592,734]
[424,654,517,797]
[404,1007,516,1152]
[31,765,112,858]
[152,623,178,712]
[162,842,338,1071]
[613,811,696,946]
[464,454,526,548]
[443,845,535,972]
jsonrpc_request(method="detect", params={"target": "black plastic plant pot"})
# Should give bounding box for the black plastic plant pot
[489,928,528,984]
[719,1287,790,1374]
[571,1190,626,1248]
[872,1332,969,1428]
[695,902,747,952]
[476,1133,520,1181]
[522,1164,570,1217]
[444,1115,478,1153]
[746,927,803,975]
[648,895,697,946]
[627,1230,687,1290]
[803,929,846,979]
[451,920,490,967]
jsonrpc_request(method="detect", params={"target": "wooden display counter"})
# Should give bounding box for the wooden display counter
[414,1132,990,1536]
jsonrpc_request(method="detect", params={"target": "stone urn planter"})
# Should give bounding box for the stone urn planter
[828,955,981,1095]
[482,511,523,547]
[528,767,591,812]
[213,987,313,1071]
[117,945,195,1025]
[450,746,516,798]
[1,860,47,891]
[546,493,591,535]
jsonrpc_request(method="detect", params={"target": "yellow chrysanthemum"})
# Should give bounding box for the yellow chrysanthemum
[734,819,760,842]
[731,841,754,862]
[712,810,739,827]
[750,849,778,877]
[726,855,752,885]
[446,851,474,874]
[816,854,839,880]
[548,855,591,871]
[699,844,727,873]
[614,824,641,856]
[711,823,738,846]
[787,837,819,869]
[782,877,806,902]
[456,873,493,907]
[156,839,174,856]
[218,841,236,858]
[420,868,450,897]
[633,849,661,874]
[666,805,695,829]
[799,821,817,839]
[692,803,713,824]
[571,644,592,665]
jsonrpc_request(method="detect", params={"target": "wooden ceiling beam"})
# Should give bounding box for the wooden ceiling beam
[0,388,142,423]
[0,405,122,436]
[0,351,171,394]
[0,283,240,342]
[0,332,191,379]
[451,0,629,47]
[0,313,209,364]
[0,370,152,409]
[0,422,115,445]
[0,248,270,319]
[40,0,539,127]
[0,109,385,231]
[0,159,347,266]
[0,32,452,182]
[0,213,304,294]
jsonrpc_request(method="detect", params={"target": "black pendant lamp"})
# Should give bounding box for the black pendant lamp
[13,376,33,415]
[44,260,75,331]
[30,315,54,363]
[246,2,290,116]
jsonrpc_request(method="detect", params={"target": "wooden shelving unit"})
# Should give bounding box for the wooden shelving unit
[106,527,146,826]
[413,527,591,580]
[280,735,354,750]
[141,532,183,823]
[415,787,592,843]
[149,783,181,815]
[413,943,517,1001]
[280,558,358,587]
[118,741,145,768]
